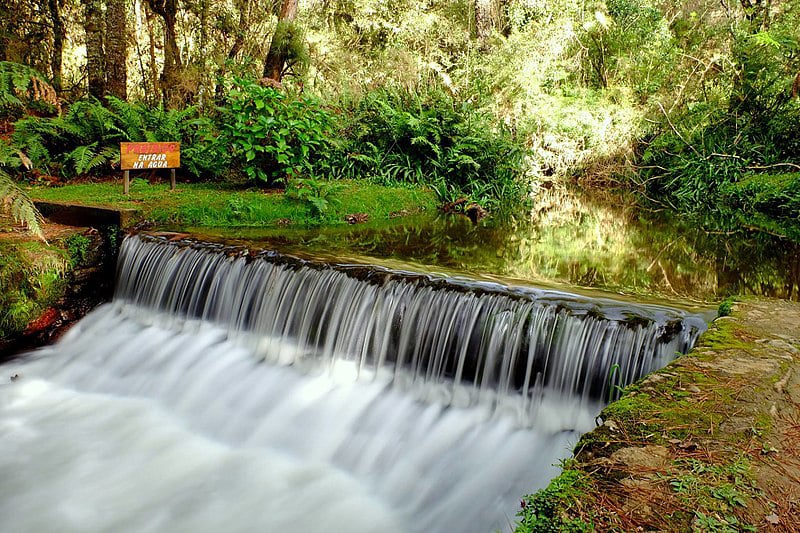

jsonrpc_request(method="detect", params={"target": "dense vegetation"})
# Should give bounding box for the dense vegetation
[0,0,797,239]
[1,1,799,530]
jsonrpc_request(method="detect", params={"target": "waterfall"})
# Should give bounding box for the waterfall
[117,234,704,411]
[0,234,706,533]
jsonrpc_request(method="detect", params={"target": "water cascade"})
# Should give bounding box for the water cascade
[0,234,706,533]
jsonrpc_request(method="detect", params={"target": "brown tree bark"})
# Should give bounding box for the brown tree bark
[474,0,507,46]
[143,0,160,103]
[82,0,106,99]
[47,0,65,93]
[262,0,298,82]
[146,0,184,107]
[105,0,128,99]
[475,0,494,43]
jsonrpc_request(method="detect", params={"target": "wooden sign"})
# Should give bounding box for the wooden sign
[120,142,180,170]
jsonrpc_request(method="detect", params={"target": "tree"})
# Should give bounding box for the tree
[146,0,184,107]
[475,0,494,43]
[262,0,298,83]
[83,0,106,99]
[46,0,65,93]
[105,0,128,99]
[474,0,507,47]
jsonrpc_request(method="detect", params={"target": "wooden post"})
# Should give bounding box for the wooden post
[170,168,176,190]
[123,170,130,195]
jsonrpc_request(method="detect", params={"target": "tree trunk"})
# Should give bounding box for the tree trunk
[105,0,128,100]
[47,0,65,93]
[262,0,298,82]
[475,0,507,45]
[146,0,184,107]
[475,0,494,43]
[82,0,106,100]
[143,0,160,103]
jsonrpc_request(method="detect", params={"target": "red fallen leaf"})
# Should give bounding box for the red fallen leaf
[23,307,61,334]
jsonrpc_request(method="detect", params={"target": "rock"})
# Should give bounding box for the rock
[610,445,670,472]
[774,369,792,394]
[465,204,488,223]
[768,339,798,354]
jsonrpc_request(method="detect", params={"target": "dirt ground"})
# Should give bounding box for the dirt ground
[0,213,80,243]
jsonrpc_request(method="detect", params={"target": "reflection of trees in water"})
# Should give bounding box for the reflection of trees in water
[234,191,800,303]
[714,237,800,301]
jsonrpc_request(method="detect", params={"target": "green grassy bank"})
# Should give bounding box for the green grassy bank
[28,179,438,228]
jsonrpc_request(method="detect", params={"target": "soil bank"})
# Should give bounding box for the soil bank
[0,218,117,360]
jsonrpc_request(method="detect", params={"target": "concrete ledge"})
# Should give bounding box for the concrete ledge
[34,201,141,228]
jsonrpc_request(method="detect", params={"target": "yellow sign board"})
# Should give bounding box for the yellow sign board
[120,142,180,170]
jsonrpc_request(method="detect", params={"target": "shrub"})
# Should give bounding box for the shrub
[721,173,800,220]
[637,12,800,216]
[220,79,335,186]
[578,0,677,95]
[11,96,228,180]
[331,85,526,209]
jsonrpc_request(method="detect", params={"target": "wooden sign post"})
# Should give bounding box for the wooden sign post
[120,142,181,194]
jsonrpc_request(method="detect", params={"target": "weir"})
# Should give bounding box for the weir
[0,234,707,533]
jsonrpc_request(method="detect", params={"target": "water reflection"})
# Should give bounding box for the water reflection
[185,189,799,306]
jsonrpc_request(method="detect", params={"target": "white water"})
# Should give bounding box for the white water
[1,304,589,533]
[0,236,706,532]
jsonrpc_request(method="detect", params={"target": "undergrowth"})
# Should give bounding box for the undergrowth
[516,465,593,533]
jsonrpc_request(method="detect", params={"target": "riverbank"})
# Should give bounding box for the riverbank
[0,218,116,359]
[26,179,438,228]
[516,297,800,532]
[2,178,436,356]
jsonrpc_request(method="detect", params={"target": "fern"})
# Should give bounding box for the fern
[68,144,95,175]
[0,143,45,240]
[0,61,58,117]
[64,142,115,176]
[105,95,147,140]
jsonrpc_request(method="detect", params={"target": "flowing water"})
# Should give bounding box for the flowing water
[1,234,706,532]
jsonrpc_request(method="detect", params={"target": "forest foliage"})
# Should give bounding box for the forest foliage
[0,0,798,234]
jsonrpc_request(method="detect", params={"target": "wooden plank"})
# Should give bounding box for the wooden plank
[120,142,180,170]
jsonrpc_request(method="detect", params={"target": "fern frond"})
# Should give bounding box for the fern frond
[0,61,58,115]
[65,143,98,176]
[0,170,45,241]
[99,145,120,168]
[106,95,146,140]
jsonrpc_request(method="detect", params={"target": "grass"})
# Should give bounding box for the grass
[26,179,438,227]
[516,464,593,533]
